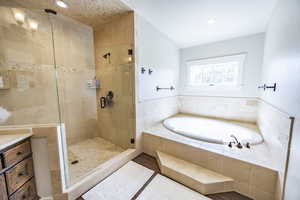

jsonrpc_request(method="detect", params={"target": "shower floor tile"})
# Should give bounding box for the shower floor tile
[68,137,125,184]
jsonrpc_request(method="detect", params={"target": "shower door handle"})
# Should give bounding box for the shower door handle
[100,97,106,109]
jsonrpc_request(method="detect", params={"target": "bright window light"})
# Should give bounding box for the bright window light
[185,54,246,88]
[208,19,216,24]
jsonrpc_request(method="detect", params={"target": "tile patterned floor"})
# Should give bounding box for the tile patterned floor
[68,137,124,184]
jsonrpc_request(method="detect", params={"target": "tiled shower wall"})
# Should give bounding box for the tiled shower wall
[94,12,135,149]
[0,5,98,145]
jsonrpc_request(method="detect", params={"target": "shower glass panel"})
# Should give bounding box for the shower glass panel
[0,5,60,127]
[0,1,135,187]
[49,14,104,185]
[50,11,135,185]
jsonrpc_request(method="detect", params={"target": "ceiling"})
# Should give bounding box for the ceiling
[121,0,278,48]
[3,0,131,28]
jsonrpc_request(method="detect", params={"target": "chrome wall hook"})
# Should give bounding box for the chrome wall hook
[258,83,276,92]
[156,86,175,91]
[141,67,146,74]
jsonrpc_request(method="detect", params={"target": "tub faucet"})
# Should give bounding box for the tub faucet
[245,142,251,149]
[229,134,243,149]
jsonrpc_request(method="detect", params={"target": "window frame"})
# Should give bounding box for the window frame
[184,53,247,91]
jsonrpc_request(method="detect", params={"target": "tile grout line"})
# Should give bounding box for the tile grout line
[131,172,158,200]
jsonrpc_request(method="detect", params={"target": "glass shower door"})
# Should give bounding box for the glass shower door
[0,5,60,128]
[48,13,102,185]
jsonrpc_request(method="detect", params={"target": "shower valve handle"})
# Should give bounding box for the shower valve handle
[100,97,106,109]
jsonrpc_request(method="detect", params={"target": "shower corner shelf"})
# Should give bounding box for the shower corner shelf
[86,79,100,89]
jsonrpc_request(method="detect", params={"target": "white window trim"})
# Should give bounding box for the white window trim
[183,53,247,92]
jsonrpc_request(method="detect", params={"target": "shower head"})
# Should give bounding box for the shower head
[103,53,111,59]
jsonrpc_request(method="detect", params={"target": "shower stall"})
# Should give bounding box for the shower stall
[0,1,135,187]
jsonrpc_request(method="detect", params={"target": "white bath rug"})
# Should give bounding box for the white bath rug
[82,161,154,200]
[137,174,211,200]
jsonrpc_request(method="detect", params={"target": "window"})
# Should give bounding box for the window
[185,54,246,88]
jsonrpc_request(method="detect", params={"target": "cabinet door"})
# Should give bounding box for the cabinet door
[3,141,31,168]
[9,178,37,200]
[0,157,3,170]
[5,158,34,195]
[0,174,8,200]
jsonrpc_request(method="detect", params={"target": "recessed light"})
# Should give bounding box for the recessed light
[14,11,25,24]
[208,19,216,24]
[56,0,68,8]
[28,19,38,31]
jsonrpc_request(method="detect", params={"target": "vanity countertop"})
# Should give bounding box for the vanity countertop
[0,133,32,151]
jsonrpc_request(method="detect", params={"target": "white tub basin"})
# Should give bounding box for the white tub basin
[163,115,263,145]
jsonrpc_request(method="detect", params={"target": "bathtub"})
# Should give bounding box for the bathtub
[163,115,263,145]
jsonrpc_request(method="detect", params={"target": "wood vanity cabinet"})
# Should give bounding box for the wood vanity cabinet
[6,158,34,195]
[9,179,36,200]
[3,141,31,167]
[0,174,8,200]
[0,139,37,200]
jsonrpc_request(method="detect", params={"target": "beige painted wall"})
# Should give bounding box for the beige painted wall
[94,12,135,149]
